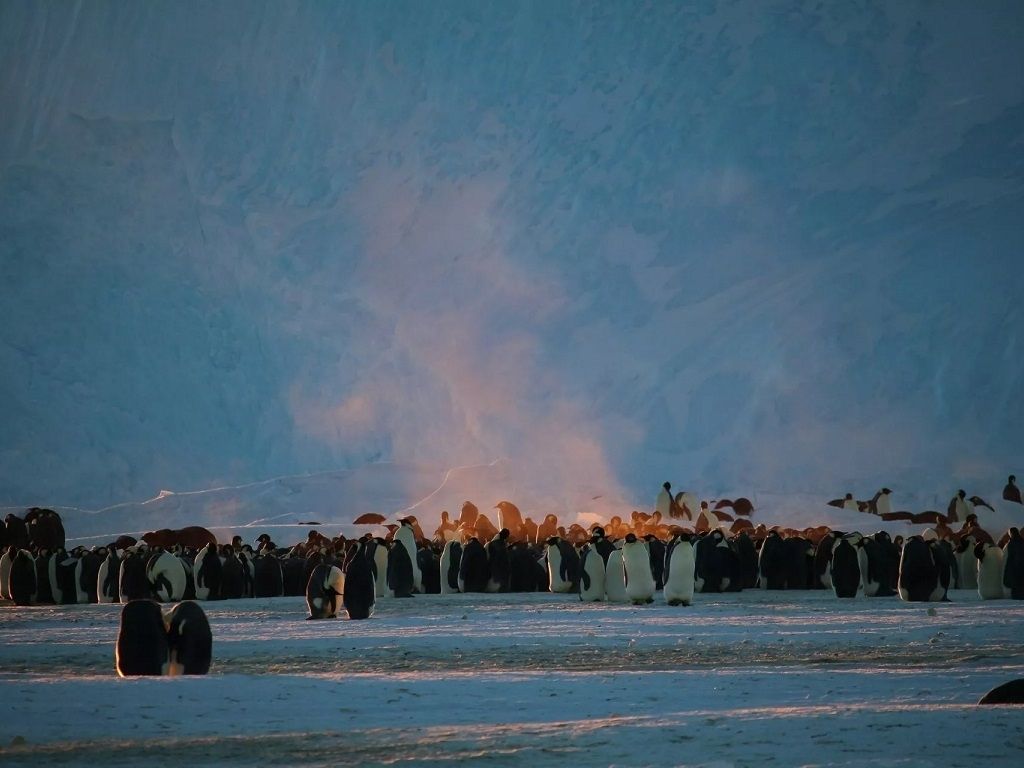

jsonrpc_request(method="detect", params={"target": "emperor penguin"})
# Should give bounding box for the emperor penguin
[193,543,222,601]
[147,550,187,602]
[306,563,345,618]
[605,546,628,602]
[0,546,14,600]
[458,537,489,593]
[394,519,422,594]
[976,542,1006,600]
[386,538,416,598]
[663,533,695,606]
[955,535,979,590]
[343,540,376,620]
[948,490,973,523]
[1003,528,1024,599]
[578,544,606,602]
[164,601,212,675]
[676,491,700,521]
[758,530,788,590]
[116,600,169,676]
[76,549,102,603]
[440,540,462,594]
[545,537,578,593]
[830,533,862,598]
[621,534,655,604]
[655,482,673,519]
[119,548,152,603]
[486,529,512,593]
[874,488,893,517]
[97,547,121,603]
[370,538,389,598]
[9,549,37,605]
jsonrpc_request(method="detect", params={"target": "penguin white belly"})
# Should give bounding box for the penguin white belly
[664,543,695,606]
[439,542,459,595]
[374,546,389,598]
[958,551,978,589]
[579,550,606,602]
[547,545,572,593]
[605,551,627,602]
[978,549,1005,599]
[0,552,12,599]
[857,547,876,596]
[622,542,655,604]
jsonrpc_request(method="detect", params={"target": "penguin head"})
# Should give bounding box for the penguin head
[591,526,606,540]
[1010,475,1017,484]
[958,489,966,499]
[624,533,637,544]
[663,481,671,491]
[498,528,510,540]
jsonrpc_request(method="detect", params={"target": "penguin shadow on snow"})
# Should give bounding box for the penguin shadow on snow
[116,599,212,677]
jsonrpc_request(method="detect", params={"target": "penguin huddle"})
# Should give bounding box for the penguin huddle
[116,599,212,677]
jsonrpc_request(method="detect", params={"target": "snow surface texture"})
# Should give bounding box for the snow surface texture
[2,1,1023,512]
[2,591,1024,766]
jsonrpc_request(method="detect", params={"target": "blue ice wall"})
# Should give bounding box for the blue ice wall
[1,1,1022,507]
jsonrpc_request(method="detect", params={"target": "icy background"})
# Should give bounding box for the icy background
[2,1,1023,514]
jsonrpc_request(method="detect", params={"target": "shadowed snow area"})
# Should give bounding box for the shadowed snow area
[2,591,1024,765]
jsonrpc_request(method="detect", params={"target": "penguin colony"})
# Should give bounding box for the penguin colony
[3,481,1024,682]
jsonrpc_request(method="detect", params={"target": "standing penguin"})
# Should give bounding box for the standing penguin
[387,538,416,598]
[976,542,1006,600]
[0,546,14,600]
[458,537,490,593]
[9,549,37,605]
[219,547,245,600]
[368,538,390,599]
[97,547,121,604]
[486,529,512,593]
[622,534,655,604]
[898,537,948,602]
[605,547,627,602]
[545,537,579,594]
[305,563,345,619]
[813,532,839,589]
[193,543,222,601]
[578,544,606,602]
[394,519,422,594]
[116,600,170,677]
[119,548,152,603]
[164,601,212,675]
[955,535,979,589]
[76,549,102,604]
[1003,528,1024,599]
[253,554,284,598]
[830,534,862,598]
[440,540,462,595]
[758,531,788,590]
[417,545,441,594]
[663,533,696,606]
[644,534,666,590]
[656,482,673,519]
[1003,475,1022,504]
[343,540,376,620]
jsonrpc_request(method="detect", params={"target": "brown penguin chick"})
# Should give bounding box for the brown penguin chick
[494,501,525,540]
[459,501,480,529]
[433,510,458,542]
[536,514,558,542]
[474,513,498,542]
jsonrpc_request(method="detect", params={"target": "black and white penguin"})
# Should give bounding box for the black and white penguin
[164,601,212,675]
[486,530,512,593]
[97,547,121,604]
[32,549,54,604]
[417,545,441,594]
[898,536,949,602]
[9,549,37,605]
[622,533,655,604]
[784,536,813,590]
[589,527,616,565]
[237,547,256,598]
[694,530,731,593]
[830,533,862,598]
[860,534,896,597]
[305,563,345,619]
[1003,528,1024,599]
[655,481,673,519]
[219,547,245,600]
[344,541,376,620]
[578,544,606,602]
[458,537,490,593]
[955,534,979,590]
[193,543,222,601]
[147,550,187,602]
[387,538,416,598]
[368,538,389,598]
[758,531,788,590]
[440,540,462,595]
[663,533,695,606]
[976,542,1006,600]
[54,549,80,605]
[545,537,579,593]
[4,514,29,550]
[733,531,760,589]
[644,535,666,590]
[394,519,422,594]
[118,548,151,602]
[1003,475,1022,505]
[281,555,307,596]
[813,532,839,589]
[508,542,538,592]
[0,546,14,600]
[605,547,627,602]
[76,549,102,604]
[253,554,284,598]
[116,600,170,676]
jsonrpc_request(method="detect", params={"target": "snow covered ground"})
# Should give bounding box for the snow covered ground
[2,590,1024,766]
